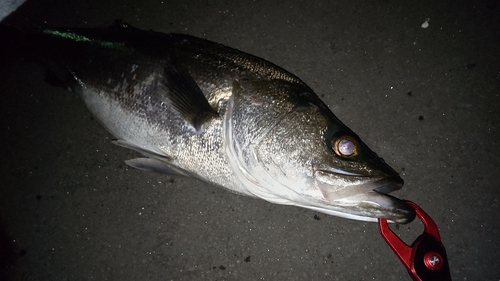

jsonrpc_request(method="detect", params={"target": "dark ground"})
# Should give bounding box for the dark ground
[0,0,499,280]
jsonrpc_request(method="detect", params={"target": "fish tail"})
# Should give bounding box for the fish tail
[0,24,26,66]
[0,24,76,90]
[0,24,43,68]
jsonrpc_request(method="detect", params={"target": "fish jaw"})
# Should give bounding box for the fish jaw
[314,172,416,223]
[297,191,415,223]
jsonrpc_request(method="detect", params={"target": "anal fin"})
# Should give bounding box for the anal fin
[125,158,188,175]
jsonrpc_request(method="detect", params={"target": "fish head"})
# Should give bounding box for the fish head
[226,80,415,224]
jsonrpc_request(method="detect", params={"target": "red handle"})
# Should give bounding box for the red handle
[378,201,452,281]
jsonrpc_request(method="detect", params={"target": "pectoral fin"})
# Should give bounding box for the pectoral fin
[160,57,218,130]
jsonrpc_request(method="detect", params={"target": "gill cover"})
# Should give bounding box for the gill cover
[224,79,415,223]
[224,79,306,203]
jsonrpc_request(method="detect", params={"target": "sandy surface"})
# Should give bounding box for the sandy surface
[0,0,499,280]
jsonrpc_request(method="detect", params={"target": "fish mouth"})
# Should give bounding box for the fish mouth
[315,172,416,224]
[370,178,416,223]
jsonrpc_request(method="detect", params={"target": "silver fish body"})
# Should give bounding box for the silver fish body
[3,22,415,223]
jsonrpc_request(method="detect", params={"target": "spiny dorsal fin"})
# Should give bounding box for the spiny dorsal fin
[161,57,218,130]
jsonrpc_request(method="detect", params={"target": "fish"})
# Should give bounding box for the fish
[0,21,415,224]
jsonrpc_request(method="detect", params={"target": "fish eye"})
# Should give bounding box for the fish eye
[333,136,358,157]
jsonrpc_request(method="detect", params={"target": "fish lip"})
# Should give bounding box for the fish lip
[372,177,404,194]
[315,169,404,197]
[371,177,415,224]
[365,191,416,224]
[327,191,416,224]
